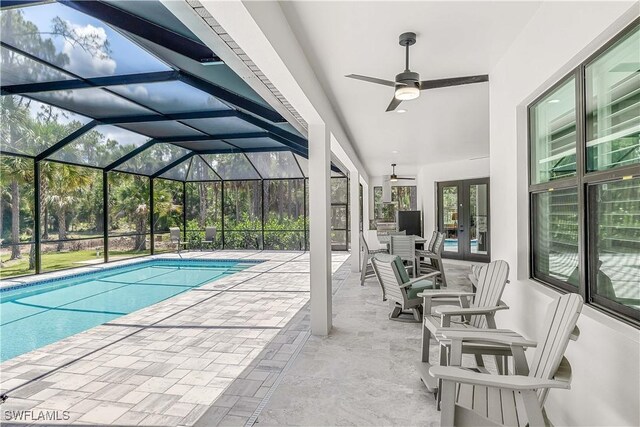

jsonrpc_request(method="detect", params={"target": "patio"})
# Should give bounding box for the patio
[0,251,348,426]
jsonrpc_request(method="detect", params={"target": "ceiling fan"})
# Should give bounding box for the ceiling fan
[345,32,489,112]
[387,164,414,182]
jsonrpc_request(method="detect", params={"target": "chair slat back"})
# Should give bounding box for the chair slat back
[390,235,416,260]
[529,293,583,404]
[205,226,216,241]
[366,230,385,252]
[169,227,181,243]
[360,232,370,254]
[433,232,445,255]
[427,231,438,252]
[470,260,509,328]
[372,254,404,303]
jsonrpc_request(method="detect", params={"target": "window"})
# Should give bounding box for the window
[331,177,348,250]
[373,186,418,220]
[528,21,639,324]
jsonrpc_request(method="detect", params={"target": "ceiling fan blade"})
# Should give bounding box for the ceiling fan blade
[396,177,415,180]
[385,96,402,112]
[420,74,489,90]
[345,74,398,87]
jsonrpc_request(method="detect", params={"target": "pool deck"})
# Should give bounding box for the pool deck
[0,250,349,425]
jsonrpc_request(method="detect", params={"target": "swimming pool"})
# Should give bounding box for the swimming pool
[0,259,257,362]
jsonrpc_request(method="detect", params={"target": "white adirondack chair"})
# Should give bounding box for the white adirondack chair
[360,232,388,290]
[371,253,439,322]
[431,293,583,427]
[416,260,510,390]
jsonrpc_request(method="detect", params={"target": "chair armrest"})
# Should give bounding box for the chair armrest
[440,330,537,348]
[429,366,570,391]
[406,273,440,286]
[435,304,509,316]
[418,291,475,299]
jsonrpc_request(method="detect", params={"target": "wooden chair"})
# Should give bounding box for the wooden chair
[201,226,217,250]
[169,227,189,253]
[360,231,388,289]
[416,232,447,287]
[371,253,439,322]
[389,235,418,277]
[416,260,510,391]
[431,293,583,427]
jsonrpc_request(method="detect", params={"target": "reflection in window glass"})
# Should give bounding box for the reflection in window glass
[0,46,73,85]
[116,143,190,176]
[532,188,579,286]
[40,161,103,243]
[586,24,640,171]
[1,95,92,157]
[331,177,348,250]
[530,78,577,184]
[0,2,170,78]
[50,125,151,167]
[590,178,640,312]
[0,154,35,278]
[118,121,204,139]
[29,88,154,119]
[110,81,231,114]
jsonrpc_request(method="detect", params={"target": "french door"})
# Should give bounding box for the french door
[437,178,490,262]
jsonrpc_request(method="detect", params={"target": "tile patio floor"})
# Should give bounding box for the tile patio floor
[0,250,349,426]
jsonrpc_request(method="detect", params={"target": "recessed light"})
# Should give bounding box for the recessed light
[392,150,398,154]
[548,99,560,104]
[396,109,407,113]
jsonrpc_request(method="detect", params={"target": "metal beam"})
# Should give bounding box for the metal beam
[156,132,269,143]
[35,121,98,161]
[177,72,285,123]
[0,1,48,10]
[1,71,179,95]
[59,0,221,64]
[265,133,308,156]
[150,152,195,179]
[100,109,236,125]
[235,111,306,147]
[103,140,158,172]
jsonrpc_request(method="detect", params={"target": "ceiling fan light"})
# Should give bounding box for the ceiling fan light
[390,175,398,182]
[395,86,420,101]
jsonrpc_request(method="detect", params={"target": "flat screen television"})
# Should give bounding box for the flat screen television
[398,211,421,236]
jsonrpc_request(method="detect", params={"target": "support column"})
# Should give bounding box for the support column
[308,122,332,336]
[350,170,360,272]
[362,180,370,234]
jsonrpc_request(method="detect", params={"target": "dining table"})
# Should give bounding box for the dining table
[377,234,427,245]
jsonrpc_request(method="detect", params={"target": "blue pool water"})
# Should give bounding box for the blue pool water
[0,259,255,362]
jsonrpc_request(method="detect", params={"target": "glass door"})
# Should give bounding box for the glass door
[438,178,490,262]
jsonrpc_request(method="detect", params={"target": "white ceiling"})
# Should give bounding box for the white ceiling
[280,1,542,177]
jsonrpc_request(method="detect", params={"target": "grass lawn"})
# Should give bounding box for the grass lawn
[0,249,150,279]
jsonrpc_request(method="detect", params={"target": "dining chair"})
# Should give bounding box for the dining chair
[390,235,417,277]
[360,231,388,288]
[416,232,447,287]
[201,226,217,250]
[169,227,189,253]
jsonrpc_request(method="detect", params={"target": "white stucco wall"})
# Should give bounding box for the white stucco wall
[489,2,639,426]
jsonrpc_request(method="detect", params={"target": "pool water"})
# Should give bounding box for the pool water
[0,259,253,362]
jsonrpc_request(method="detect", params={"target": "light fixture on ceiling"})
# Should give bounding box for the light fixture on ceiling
[392,150,399,154]
[394,85,420,101]
[548,99,560,104]
[396,109,407,114]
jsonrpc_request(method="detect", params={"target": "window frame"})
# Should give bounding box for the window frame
[527,19,640,327]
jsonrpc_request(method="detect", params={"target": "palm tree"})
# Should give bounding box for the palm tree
[45,162,92,250]
[0,155,33,260]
